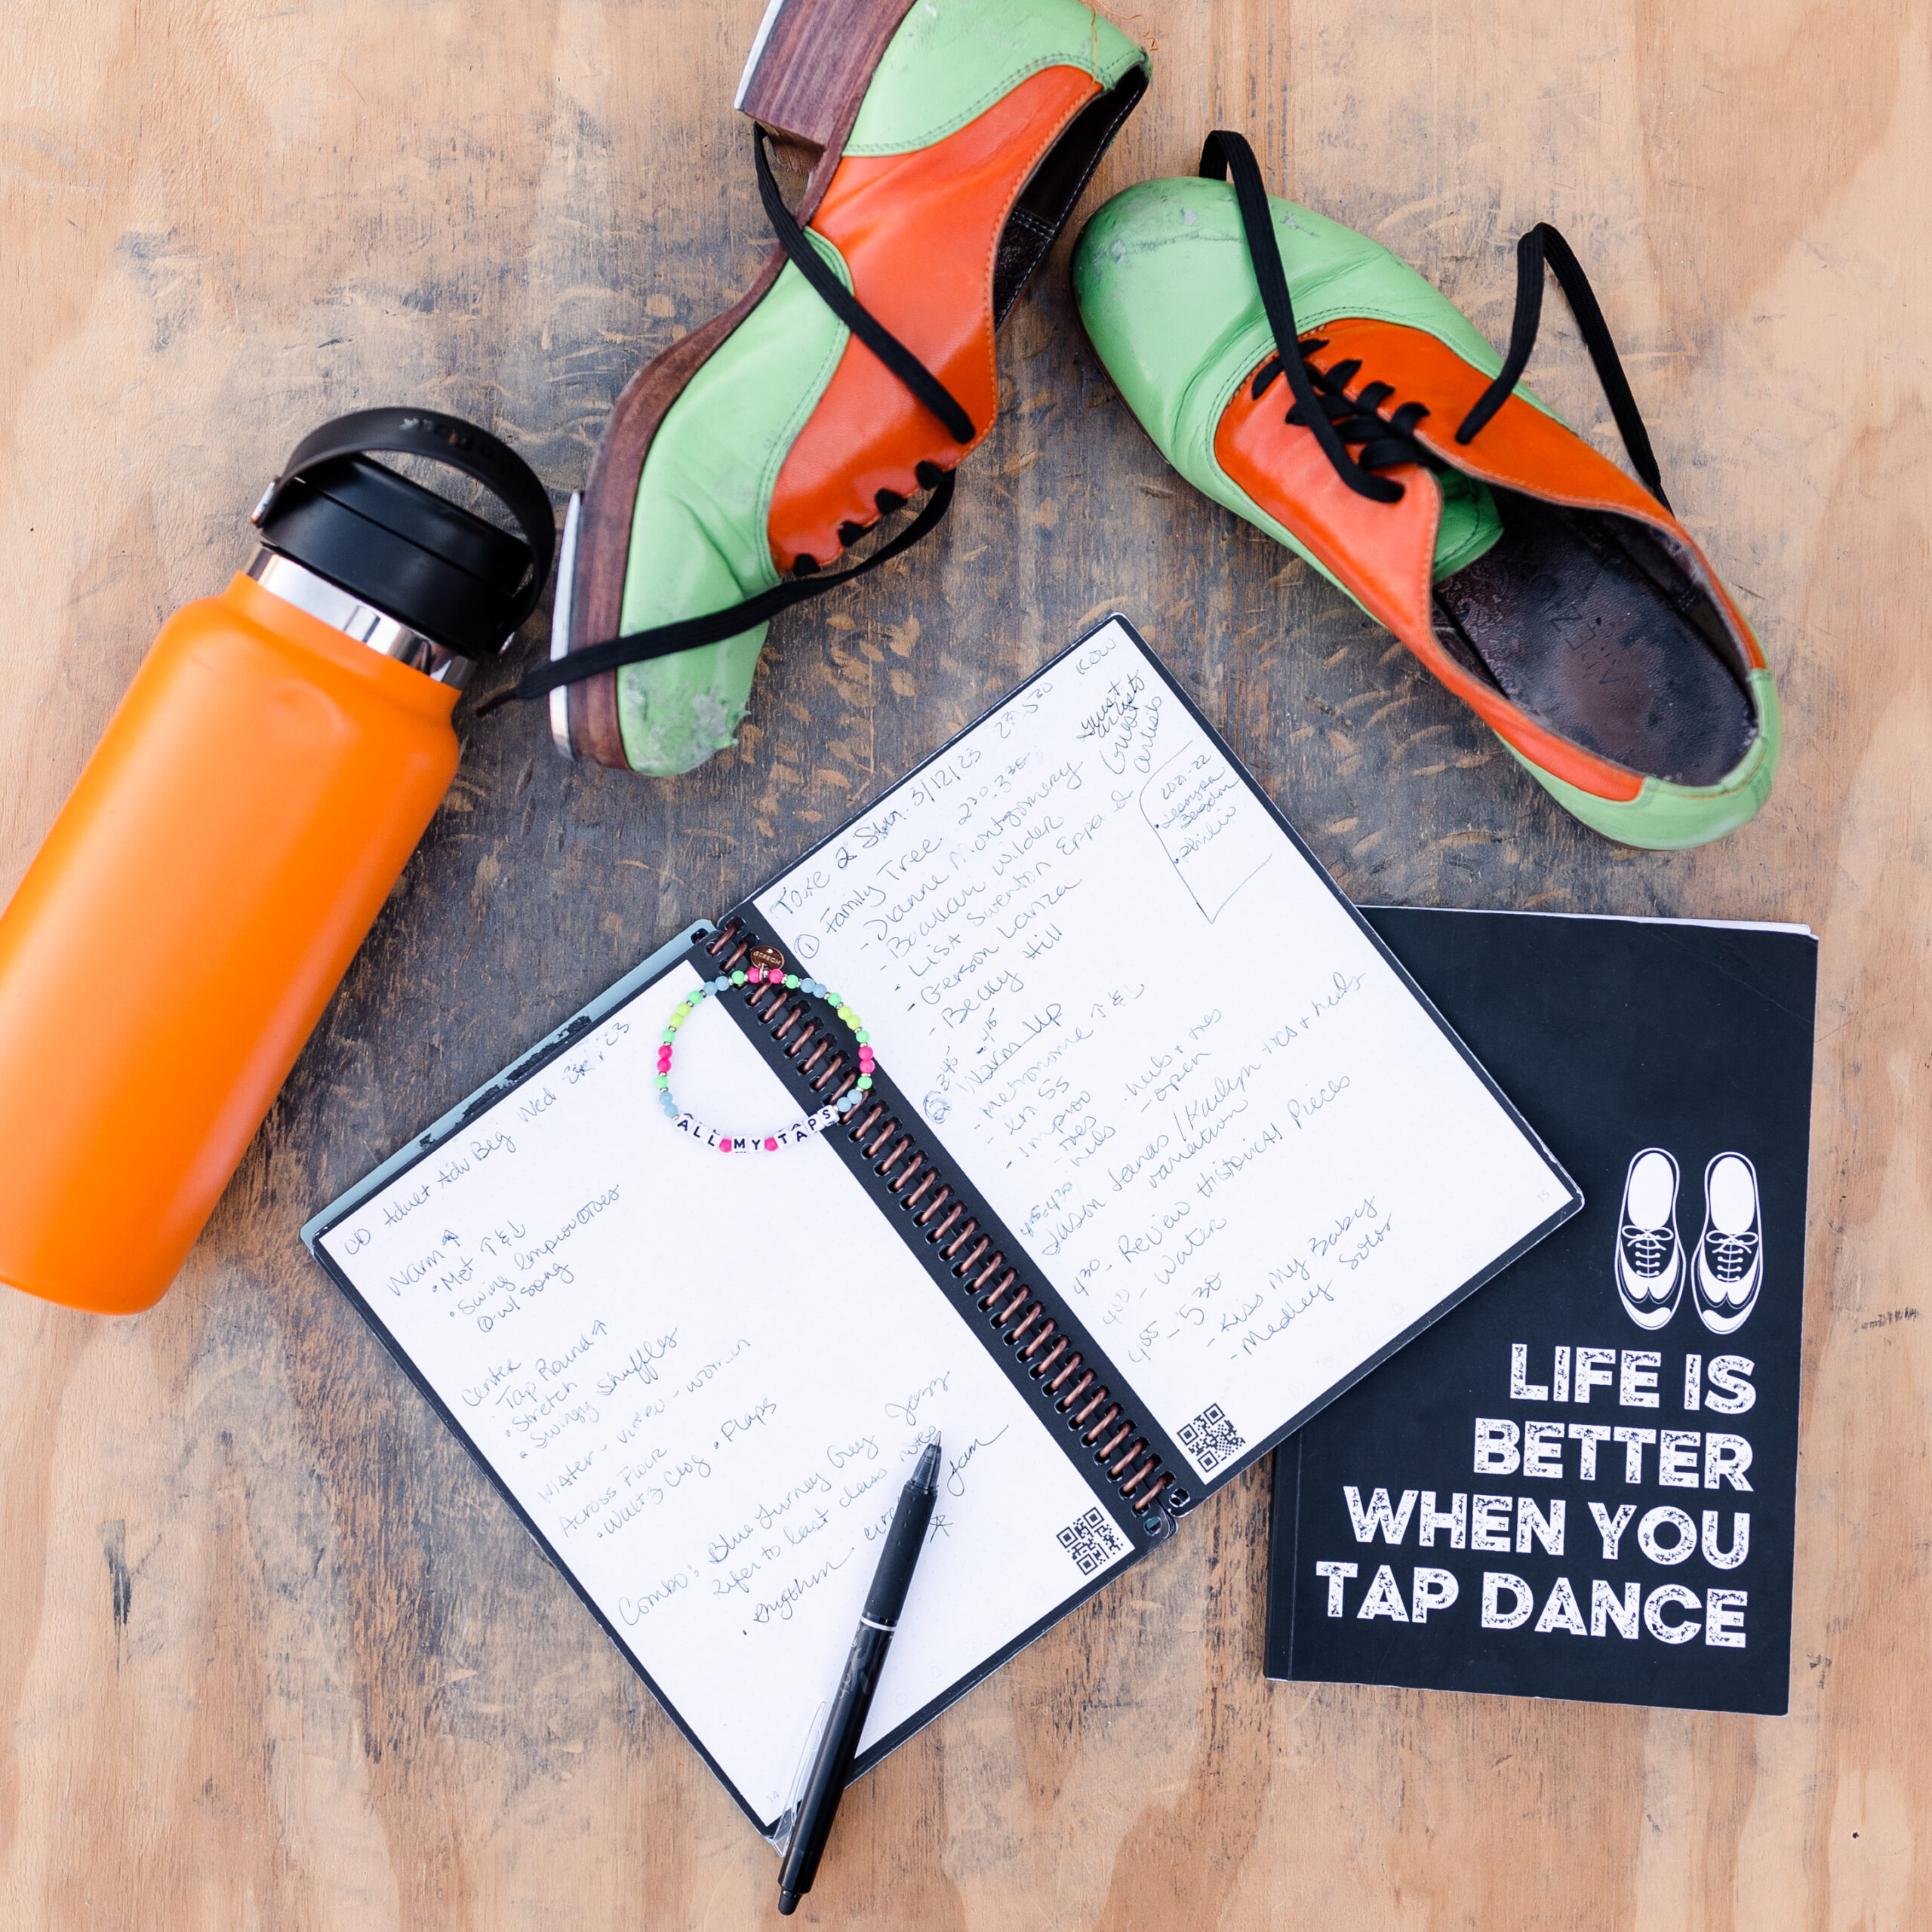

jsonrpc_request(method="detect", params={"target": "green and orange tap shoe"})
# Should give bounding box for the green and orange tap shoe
[1071,132,1780,850]
[486,0,1149,775]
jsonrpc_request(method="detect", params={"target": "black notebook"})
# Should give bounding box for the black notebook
[303,617,1578,1838]
[1266,906,1816,1715]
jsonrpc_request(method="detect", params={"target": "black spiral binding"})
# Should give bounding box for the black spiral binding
[698,919,1176,1522]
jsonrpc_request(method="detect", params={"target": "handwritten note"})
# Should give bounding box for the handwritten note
[318,961,1128,1830]
[755,620,1570,1479]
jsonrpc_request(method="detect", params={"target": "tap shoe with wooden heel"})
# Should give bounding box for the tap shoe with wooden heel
[489,0,1149,775]
[1072,131,1780,849]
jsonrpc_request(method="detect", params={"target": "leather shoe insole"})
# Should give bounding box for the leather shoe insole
[993,69,1149,325]
[1433,490,1755,786]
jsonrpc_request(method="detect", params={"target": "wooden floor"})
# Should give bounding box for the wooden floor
[3,1,1925,1924]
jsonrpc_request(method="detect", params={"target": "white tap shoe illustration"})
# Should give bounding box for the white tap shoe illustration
[1694,1151,1763,1334]
[1615,1147,1685,1331]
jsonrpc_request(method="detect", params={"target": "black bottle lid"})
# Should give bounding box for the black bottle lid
[251,409,555,659]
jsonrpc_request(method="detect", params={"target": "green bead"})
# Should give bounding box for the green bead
[785,974,800,989]
[655,1075,669,1090]
[731,970,747,986]
[826,992,843,1008]
[855,1031,870,1044]
[661,1029,675,1042]
[856,1075,872,1091]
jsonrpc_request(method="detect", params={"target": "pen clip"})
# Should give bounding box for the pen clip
[772,1697,829,1847]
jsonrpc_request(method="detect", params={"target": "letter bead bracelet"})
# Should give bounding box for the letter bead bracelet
[656,947,875,1153]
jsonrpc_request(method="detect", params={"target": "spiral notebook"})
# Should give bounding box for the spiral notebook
[303,615,1580,1839]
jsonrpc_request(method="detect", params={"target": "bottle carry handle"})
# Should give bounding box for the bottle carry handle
[252,408,556,635]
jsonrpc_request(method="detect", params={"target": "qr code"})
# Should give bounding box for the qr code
[1177,1402,1246,1474]
[1055,1505,1128,1577]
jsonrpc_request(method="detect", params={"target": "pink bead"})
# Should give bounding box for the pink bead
[750,966,764,983]
[719,1138,733,1152]
[764,1137,778,1152]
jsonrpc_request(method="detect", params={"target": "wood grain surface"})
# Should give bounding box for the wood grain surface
[2,2,1924,1925]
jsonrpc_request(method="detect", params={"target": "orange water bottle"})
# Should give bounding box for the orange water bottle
[0,410,553,1314]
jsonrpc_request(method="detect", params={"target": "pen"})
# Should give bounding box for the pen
[778,1435,941,1915]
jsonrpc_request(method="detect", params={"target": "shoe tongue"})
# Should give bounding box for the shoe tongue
[1315,317,1666,525]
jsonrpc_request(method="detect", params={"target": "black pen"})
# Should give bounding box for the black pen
[778,1436,941,1915]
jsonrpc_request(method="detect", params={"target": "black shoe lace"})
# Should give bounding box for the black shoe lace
[1202,129,1672,513]
[1620,1224,1674,1275]
[479,132,973,717]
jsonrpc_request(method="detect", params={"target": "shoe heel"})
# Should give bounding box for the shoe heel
[735,0,918,155]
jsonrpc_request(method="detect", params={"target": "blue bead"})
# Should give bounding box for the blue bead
[713,976,730,993]
[660,1094,678,1116]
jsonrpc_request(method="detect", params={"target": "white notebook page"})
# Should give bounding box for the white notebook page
[315,960,1128,1829]
[755,620,1571,1481]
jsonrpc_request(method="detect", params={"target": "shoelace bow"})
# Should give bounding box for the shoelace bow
[1201,129,1672,513]
[1620,1224,1676,1275]
[479,132,973,716]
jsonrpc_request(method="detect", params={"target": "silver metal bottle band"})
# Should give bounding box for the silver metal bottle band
[246,549,477,690]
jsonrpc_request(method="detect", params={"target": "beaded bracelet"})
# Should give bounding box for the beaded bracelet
[656,946,875,1153]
